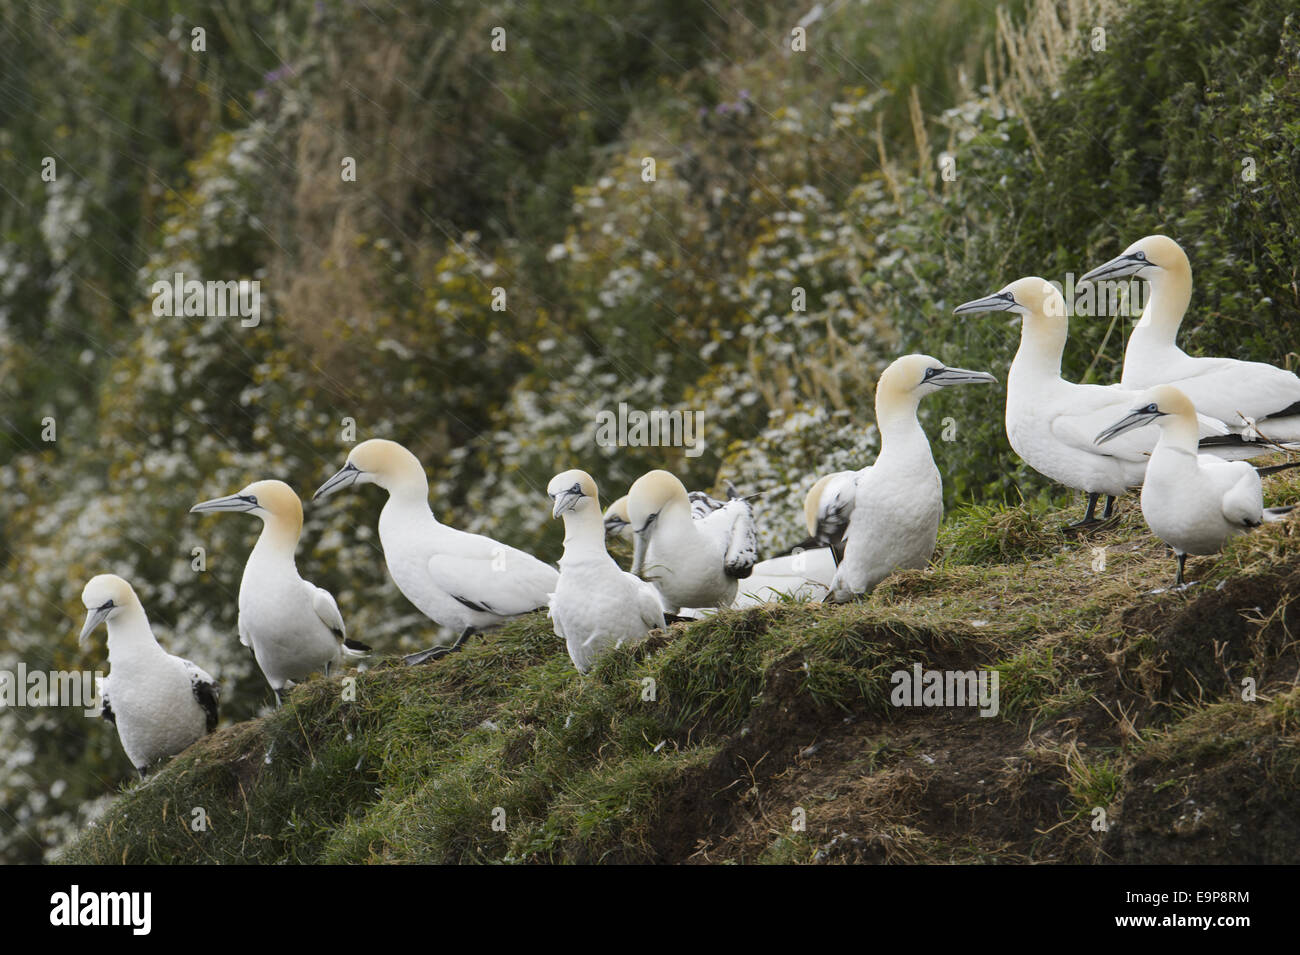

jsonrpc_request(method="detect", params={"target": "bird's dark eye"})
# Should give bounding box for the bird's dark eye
[1134,251,1147,261]
[242,494,258,506]
[570,483,582,496]
[99,600,115,611]
[923,367,941,379]
[1145,403,1159,413]
[999,292,1015,302]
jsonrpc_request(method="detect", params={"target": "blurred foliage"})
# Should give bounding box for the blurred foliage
[1,0,1298,861]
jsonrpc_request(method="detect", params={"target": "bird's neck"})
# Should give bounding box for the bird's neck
[876,396,928,459]
[105,606,164,665]
[560,506,609,560]
[1012,312,1067,380]
[1134,267,1191,336]
[1154,413,1201,457]
[250,513,302,564]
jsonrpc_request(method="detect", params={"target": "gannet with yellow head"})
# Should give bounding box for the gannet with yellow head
[78,573,219,777]
[955,276,1268,527]
[1097,384,1294,586]
[547,469,665,672]
[315,438,559,664]
[828,354,996,601]
[626,469,758,613]
[191,479,364,705]
[1081,234,1300,442]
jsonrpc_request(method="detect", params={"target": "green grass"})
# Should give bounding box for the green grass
[58,497,1300,864]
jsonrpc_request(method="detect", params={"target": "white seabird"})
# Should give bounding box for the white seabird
[828,354,996,601]
[955,276,1274,527]
[1096,384,1295,586]
[191,479,367,706]
[547,469,665,673]
[627,469,758,613]
[314,438,559,665]
[603,495,632,541]
[732,547,839,607]
[78,574,219,777]
[799,469,857,559]
[1081,234,1300,441]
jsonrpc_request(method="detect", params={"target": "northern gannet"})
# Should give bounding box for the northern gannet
[1081,235,1300,441]
[1096,385,1295,586]
[315,439,559,665]
[78,574,219,777]
[732,547,838,607]
[828,354,996,601]
[627,469,758,613]
[798,470,857,560]
[603,495,632,541]
[955,277,1273,527]
[191,479,366,706]
[547,469,665,672]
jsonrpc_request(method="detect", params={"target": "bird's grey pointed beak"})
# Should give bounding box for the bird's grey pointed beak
[551,492,580,519]
[954,293,1014,315]
[314,462,360,501]
[931,366,998,387]
[190,493,256,514]
[1096,409,1158,445]
[79,607,111,645]
[630,525,651,577]
[1080,253,1142,284]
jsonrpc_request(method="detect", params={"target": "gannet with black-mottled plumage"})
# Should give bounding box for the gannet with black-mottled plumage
[627,469,758,613]
[78,574,219,777]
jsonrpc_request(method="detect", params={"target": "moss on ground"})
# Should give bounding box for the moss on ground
[59,488,1300,864]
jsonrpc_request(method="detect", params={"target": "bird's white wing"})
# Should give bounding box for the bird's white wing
[688,490,727,519]
[308,583,347,641]
[1167,358,1300,423]
[237,617,252,649]
[427,549,558,618]
[1218,464,1264,527]
[1052,385,1226,461]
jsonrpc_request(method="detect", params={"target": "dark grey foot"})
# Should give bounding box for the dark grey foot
[403,627,476,666]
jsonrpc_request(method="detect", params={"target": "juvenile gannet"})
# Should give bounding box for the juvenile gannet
[627,469,758,613]
[828,354,996,601]
[1081,235,1300,441]
[191,479,366,705]
[603,495,632,541]
[955,277,1273,527]
[315,439,558,665]
[1097,385,1295,586]
[799,470,857,560]
[547,470,665,672]
[78,574,219,777]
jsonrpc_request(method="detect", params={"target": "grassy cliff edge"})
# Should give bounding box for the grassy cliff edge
[59,479,1300,864]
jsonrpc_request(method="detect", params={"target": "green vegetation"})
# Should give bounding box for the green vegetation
[58,494,1300,864]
